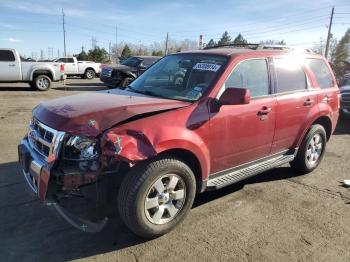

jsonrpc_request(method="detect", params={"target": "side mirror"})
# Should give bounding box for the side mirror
[219,88,251,105]
[139,64,147,70]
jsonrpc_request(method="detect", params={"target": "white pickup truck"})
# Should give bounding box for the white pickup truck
[53,57,101,79]
[0,48,66,91]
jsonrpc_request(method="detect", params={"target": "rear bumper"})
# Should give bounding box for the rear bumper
[18,138,50,202]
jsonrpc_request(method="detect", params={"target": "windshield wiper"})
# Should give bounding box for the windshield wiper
[126,86,166,99]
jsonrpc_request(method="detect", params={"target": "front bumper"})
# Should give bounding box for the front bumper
[18,137,110,232]
[18,138,50,202]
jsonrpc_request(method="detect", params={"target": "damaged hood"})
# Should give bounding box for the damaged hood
[34,89,190,137]
[109,64,135,71]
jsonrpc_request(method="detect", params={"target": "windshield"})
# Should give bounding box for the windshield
[122,57,141,67]
[128,53,227,102]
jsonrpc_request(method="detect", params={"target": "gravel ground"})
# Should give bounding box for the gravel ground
[0,79,350,262]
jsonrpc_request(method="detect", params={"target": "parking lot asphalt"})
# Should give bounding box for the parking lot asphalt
[1,79,350,262]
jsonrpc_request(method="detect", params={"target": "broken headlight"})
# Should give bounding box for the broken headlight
[64,136,99,160]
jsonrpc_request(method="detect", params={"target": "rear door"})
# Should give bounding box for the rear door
[306,58,339,114]
[0,50,21,80]
[271,56,319,154]
[209,58,277,173]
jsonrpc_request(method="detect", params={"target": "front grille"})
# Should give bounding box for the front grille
[28,118,65,161]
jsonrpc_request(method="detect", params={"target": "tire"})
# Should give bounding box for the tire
[118,156,196,239]
[33,75,51,91]
[84,69,95,80]
[120,77,134,89]
[290,124,327,173]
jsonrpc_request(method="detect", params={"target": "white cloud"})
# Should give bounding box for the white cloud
[8,37,21,43]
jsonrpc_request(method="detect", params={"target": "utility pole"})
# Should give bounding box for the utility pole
[62,9,66,57]
[164,32,169,56]
[91,37,97,49]
[109,41,111,62]
[325,6,334,59]
[115,24,118,63]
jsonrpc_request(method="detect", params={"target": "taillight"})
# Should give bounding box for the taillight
[60,64,65,72]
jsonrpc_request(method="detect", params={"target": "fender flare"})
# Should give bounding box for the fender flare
[30,66,55,81]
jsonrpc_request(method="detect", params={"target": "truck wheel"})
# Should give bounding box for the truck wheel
[290,124,327,173]
[118,156,196,239]
[120,77,134,88]
[84,69,95,80]
[33,75,51,91]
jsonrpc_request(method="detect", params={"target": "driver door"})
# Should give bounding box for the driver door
[209,58,277,173]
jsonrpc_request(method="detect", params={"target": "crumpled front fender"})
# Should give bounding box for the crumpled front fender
[101,129,157,164]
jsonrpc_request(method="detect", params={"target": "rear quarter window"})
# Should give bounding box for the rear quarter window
[307,58,334,89]
[0,50,15,62]
[274,57,306,93]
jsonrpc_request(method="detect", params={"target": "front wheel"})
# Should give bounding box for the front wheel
[119,77,134,89]
[290,124,327,173]
[118,157,196,239]
[33,75,51,91]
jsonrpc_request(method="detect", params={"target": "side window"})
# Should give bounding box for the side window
[274,57,306,93]
[224,59,269,97]
[67,58,74,63]
[0,50,15,62]
[307,59,334,89]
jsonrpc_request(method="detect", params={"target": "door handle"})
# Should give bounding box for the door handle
[304,98,314,106]
[258,106,272,115]
[8,64,16,67]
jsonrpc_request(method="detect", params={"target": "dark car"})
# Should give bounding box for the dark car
[100,56,161,88]
[340,75,350,115]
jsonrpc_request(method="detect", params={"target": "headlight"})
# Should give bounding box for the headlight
[64,135,99,160]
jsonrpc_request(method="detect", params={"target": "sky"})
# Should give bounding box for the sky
[0,0,349,58]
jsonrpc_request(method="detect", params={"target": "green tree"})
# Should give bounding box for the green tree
[233,33,248,45]
[218,31,232,46]
[333,28,350,77]
[120,45,133,61]
[76,50,89,61]
[151,50,163,56]
[206,39,216,48]
[87,47,109,63]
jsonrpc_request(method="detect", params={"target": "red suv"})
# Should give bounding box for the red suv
[18,45,339,238]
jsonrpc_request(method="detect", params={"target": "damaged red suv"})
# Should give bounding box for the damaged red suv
[18,45,339,239]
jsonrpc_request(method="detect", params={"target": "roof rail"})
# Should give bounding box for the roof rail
[204,43,314,53]
[204,43,260,50]
[256,44,314,53]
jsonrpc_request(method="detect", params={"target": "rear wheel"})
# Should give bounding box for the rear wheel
[33,75,51,91]
[84,69,95,80]
[118,157,196,239]
[290,124,327,173]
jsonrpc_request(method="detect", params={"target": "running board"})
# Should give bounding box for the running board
[207,153,295,190]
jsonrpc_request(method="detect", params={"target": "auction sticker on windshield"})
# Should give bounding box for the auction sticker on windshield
[193,63,221,72]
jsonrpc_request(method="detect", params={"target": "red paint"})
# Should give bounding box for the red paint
[32,49,339,191]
